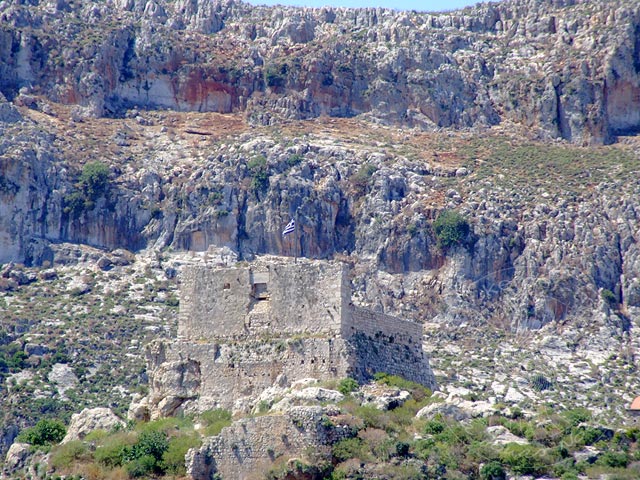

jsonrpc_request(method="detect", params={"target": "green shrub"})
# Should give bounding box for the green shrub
[395,441,410,457]
[353,405,390,431]
[467,441,499,464]
[573,425,605,446]
[200,409,232,437]
[126,453,157,478]
[435,422,472,446]
[531,373,553,391]
[79,161,110,199]
[50,440,88,470]
[480,460,506,480]
[552,458,580,478]
[248,155,269,193]
[389,399,425,427]
[433,210,469,249]
[130,430,168,463]
[83,429,108,442]
[63,161,111,216]
[17,418,66,446]
[332,437,368,462]
[378,463,424,479]
[161,434,201,475]
[94,432,136,467]
[601,289,617,306]
[207,191,224,206]
[350,164,377,194]
[499,444,549,476]
[95,442,127,467]
[62,191,89,216]
[413,437,435,460]
[165,294,179,307]
[625,427,640,442]
[560,473,579,480]
[562,408,592,427]
[287,154,304,168]
[596,450,629,468]
[338,378,359,395]
[265,63,288,88]
[502,419,534,440]
[137,416,192,435]
[373,372,431,401]
[424,418,446,435]
[9,350,27,370]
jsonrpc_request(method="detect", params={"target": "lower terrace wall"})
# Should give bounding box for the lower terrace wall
[148,337,353,414]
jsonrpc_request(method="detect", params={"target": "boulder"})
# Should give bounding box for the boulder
[573,445,601,464]
[4,442,30,473]
[362,389,411,411]
[360,384,411,411]
[416,402,471,422]
[0,95,22,123]
[62,407,125,443]
[271,387,344,411]
[110,249,136,266]
[24,343,49,356]
[486,425,529,446]
[127,393,150,422]
[47,363,78,396]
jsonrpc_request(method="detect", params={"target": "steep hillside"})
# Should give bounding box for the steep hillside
[0,0,640,477]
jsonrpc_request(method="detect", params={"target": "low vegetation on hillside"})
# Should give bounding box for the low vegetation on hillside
[13,374,640,480]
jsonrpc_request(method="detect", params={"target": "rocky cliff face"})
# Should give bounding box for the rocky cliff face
[1,0,640,144]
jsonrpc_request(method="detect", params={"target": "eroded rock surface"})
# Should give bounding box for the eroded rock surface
[62,407,125,443]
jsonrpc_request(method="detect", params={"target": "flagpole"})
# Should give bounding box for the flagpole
[282,219,296,261]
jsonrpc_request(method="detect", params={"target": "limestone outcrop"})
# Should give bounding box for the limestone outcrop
[186,406,351,480]
[0,0,639,466]
[62,407,125,443]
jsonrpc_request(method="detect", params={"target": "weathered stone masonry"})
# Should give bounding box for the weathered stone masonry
[144,256,436,417]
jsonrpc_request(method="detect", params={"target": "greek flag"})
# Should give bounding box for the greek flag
[282,219,295,236]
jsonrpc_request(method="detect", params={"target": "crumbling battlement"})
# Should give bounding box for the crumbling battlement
[179,259,349,341]
[143,256,436,418]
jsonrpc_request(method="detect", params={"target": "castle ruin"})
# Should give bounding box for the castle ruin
[142,256,436,418]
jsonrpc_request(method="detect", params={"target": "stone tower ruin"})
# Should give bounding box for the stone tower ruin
[142,256,436,418]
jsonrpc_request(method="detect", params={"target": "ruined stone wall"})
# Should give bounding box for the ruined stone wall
[178,259,349,342]
[187,406,351,480]
[346,307,436,389]
[154,337,352,412]
[178,267,251,340]
[266,261,350,336]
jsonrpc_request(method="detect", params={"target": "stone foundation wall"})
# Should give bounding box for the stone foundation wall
[151,337,352,412]
[345,306,423,352]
